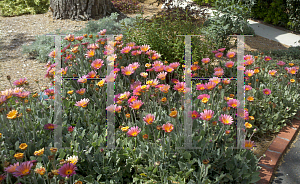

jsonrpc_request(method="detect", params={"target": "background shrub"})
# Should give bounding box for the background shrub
[0,0,49,17]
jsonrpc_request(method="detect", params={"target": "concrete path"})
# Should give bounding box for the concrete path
[161,0,300,47]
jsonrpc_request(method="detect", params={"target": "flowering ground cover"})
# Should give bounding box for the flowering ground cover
[0,19,300,184]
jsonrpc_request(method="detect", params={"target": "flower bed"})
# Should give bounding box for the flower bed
[0,21,300,184]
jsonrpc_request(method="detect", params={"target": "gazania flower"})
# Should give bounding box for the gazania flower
[64,34,75,42]
[209,77,221,85]
[121,126,129,132]
[200,110,214,121]
[219,114,233,125]
[197,94,210,103]
[13,78,27,86]
[126,42,136,47]
[19,143,28,150]
[143,134,148,139]
[76,88,86,95]
[67,155,78,165]
[237,66,245,71]
[290,79,295,83]
[226,52,236,58]
[67,90,74,95]
[157,72,167,80]
[96,79,106,87]
[91,59,104,70]
[121,46,132,54]
[85,49,95,58]
[201,58,210,64]
[244,58,254,66]
[129,100,143,110]
[213,67,224,77]
[162,122,174,133]
[169,62,180,69]
[164,66,174,73]
[77,76,87,83]
[13,161,33,177]
[218,48,226,52]
[7,109,18,119]
[225,61,234,68]
[75,98,90,108]
[159,84,170,93]
[35,167,46,175]
[196,83,206,90]
[161,97,167,102]
[143,114,155,125]
[277,61,286,66]
[245,122,252,129]
[44,123,57,131]
[264,56,272,61]
[127,126,141,137]
[263,88,271,95]
[5,162,20,173]
[244,55,252,60]
[288,67,298,74]
[205,82,216,90]
[14,153,24,160]
[227,99,240,108]
[247,96,254,101]
[222,79,231,85]
[169,110,178,118]
[140,44,150,52]
[243,140,256,150]
[268,70,277,76]
[244,70,255,77]
[122,66,134,76]
[245,85,252,91]
[75,36,84,41]
[98,29,106,35]
[115,34,123,41]
[50,147,58,154]
[189,111,200,119]
[140,72,148,78]
[58,163,77,178]
[215,52,223,58]
[288,63,294,66]
[87,43,99,50]
[173,82,185,93]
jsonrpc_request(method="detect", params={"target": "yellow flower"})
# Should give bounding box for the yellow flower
[247,96,254,102]
[145,63,151,68]
[19,143,28,150]
[290,79,295,83]
[67,155,78,165]
[32,93,38,98]
[34,148,45,156]
[67,90,74,95]
[288,63,294,66]
[74,181,83,184]
[96,79,105,87]
[194,62,198,65]
[254,69,260,74]
[7,110,18,119]
[249,116,255,121]
[0,133,2,138]
[14,153,24,160]
[121,126,129,132]
[245,122,252,129]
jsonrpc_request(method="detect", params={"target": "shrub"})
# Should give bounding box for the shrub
[202,0,255,52]
[0,0,49,17]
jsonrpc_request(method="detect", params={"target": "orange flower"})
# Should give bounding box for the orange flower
[19,143,28,151]
[125,114,131,118]
[143,134,148,139]
[129,100,143,110]
[143,114,155,125]
[247,96,254,102]
[34,148,45,156]
[245,122,252,129]
[85,49,95,58]
[169,110,178,118]
[162,122,174,133]
[161,97,167,103]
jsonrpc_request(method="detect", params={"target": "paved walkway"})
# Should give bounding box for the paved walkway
[161,0,300,47]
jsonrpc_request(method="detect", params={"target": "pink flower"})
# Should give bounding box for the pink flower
[218,48,226,52]
[226,52,236,58]
[277,61,286,66]
[225,61,235,68]
[91,59,104,70]
[127,126,141,137]
[189,111,200,119]
[162,122,174,133]
[201,58,210,64]
[215,52,223,58]
[244,85,252,91]
[200,110,214,121]
[143,114,155,125]
[264,56,272,61]
[263,88,271,95]
[227,99,240,108]
[44,123,57,131]
[244,55,252,60]
[13,161,33,178]
[68,126,74,132]
[58,163,77,178]
[244,70,255,77]
[219,114,233,125]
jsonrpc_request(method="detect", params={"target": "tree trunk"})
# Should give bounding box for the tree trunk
[50,0,129,22]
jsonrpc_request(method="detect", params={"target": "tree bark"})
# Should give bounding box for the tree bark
[50,0,129,22]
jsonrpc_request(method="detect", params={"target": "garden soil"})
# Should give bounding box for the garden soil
[0,0,290,160]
